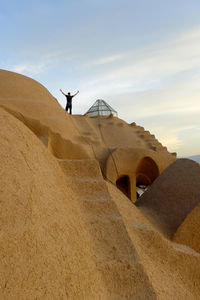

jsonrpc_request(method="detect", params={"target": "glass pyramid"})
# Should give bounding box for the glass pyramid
[85,99,118,118]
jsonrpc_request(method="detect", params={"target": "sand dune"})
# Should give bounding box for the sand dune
[0,69,200,299]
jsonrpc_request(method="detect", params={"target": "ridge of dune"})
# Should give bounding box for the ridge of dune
[1,69,200,299]
[0,69,56,102]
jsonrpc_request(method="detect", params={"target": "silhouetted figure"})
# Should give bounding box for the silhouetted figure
[60,89,79,115]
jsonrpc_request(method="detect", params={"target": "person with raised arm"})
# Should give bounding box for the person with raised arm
[60,89,79,115]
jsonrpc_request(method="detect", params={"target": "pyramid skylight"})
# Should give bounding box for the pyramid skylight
[85,99,118,118]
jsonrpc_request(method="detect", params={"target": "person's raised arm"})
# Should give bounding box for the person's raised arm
[60,89,66,96]
[72,90,79,97]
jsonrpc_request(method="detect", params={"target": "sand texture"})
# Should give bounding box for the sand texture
[173,202,200,253]
[136,159,200,238]
[0,69,200,299]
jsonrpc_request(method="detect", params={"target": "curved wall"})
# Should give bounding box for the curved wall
[105,148,175,202]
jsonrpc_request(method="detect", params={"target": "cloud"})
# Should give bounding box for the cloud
[3,49,75,78]
[86,53,127,66]
[12,63,46,75]
[80,26,200,94]
[105,73,200,157]
[160,135,183,152]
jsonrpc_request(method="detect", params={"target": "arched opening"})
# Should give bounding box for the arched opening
[116,175,131,200]
[136,157,159,198]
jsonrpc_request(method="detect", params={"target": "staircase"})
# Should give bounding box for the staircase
[58,158,157,298]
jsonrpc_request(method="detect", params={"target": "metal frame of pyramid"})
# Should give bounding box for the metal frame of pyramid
[85,99,118,118]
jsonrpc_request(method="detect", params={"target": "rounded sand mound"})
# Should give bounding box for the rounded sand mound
[173,202,200,253]
[0,69,82,149]
[1,70,200,299]
[136,159,200,237]
[0,69,55,102]
[0,107,107,299]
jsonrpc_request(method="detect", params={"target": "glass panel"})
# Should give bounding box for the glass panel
[101,111,110,116]
[88,106,98,112]
[86,99,118,117]
[88,111,98,117]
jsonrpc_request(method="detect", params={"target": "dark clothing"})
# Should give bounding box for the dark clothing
[66,102,72,114]
[65,95,73,114]
[66,95,73,104]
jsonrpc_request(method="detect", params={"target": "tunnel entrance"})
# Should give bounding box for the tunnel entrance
[136,157,159,199]
[116,175,131,200]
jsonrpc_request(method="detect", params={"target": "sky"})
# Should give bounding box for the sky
[1,0,200,156]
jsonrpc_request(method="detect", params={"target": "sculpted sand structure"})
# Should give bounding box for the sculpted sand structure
[0,69,200,299]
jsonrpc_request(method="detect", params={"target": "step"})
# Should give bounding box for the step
[58,158,103,179]
[95,261,156,299]
[67,177,109,197]
[78,194,111,201]
[83,218,140,264]
[78,199,120,218]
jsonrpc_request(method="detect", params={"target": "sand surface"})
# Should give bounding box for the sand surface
[0,69,200,299]
[136,159,200,238]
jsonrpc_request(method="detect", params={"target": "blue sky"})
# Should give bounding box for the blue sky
[1,0,200,156]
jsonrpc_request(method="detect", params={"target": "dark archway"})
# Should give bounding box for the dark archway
[136,157,159,198]
[116,175,131,200]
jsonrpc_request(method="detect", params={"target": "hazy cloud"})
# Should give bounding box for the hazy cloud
[12,63,46,75]
[86,53,127,66]
[80,27,200,92]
